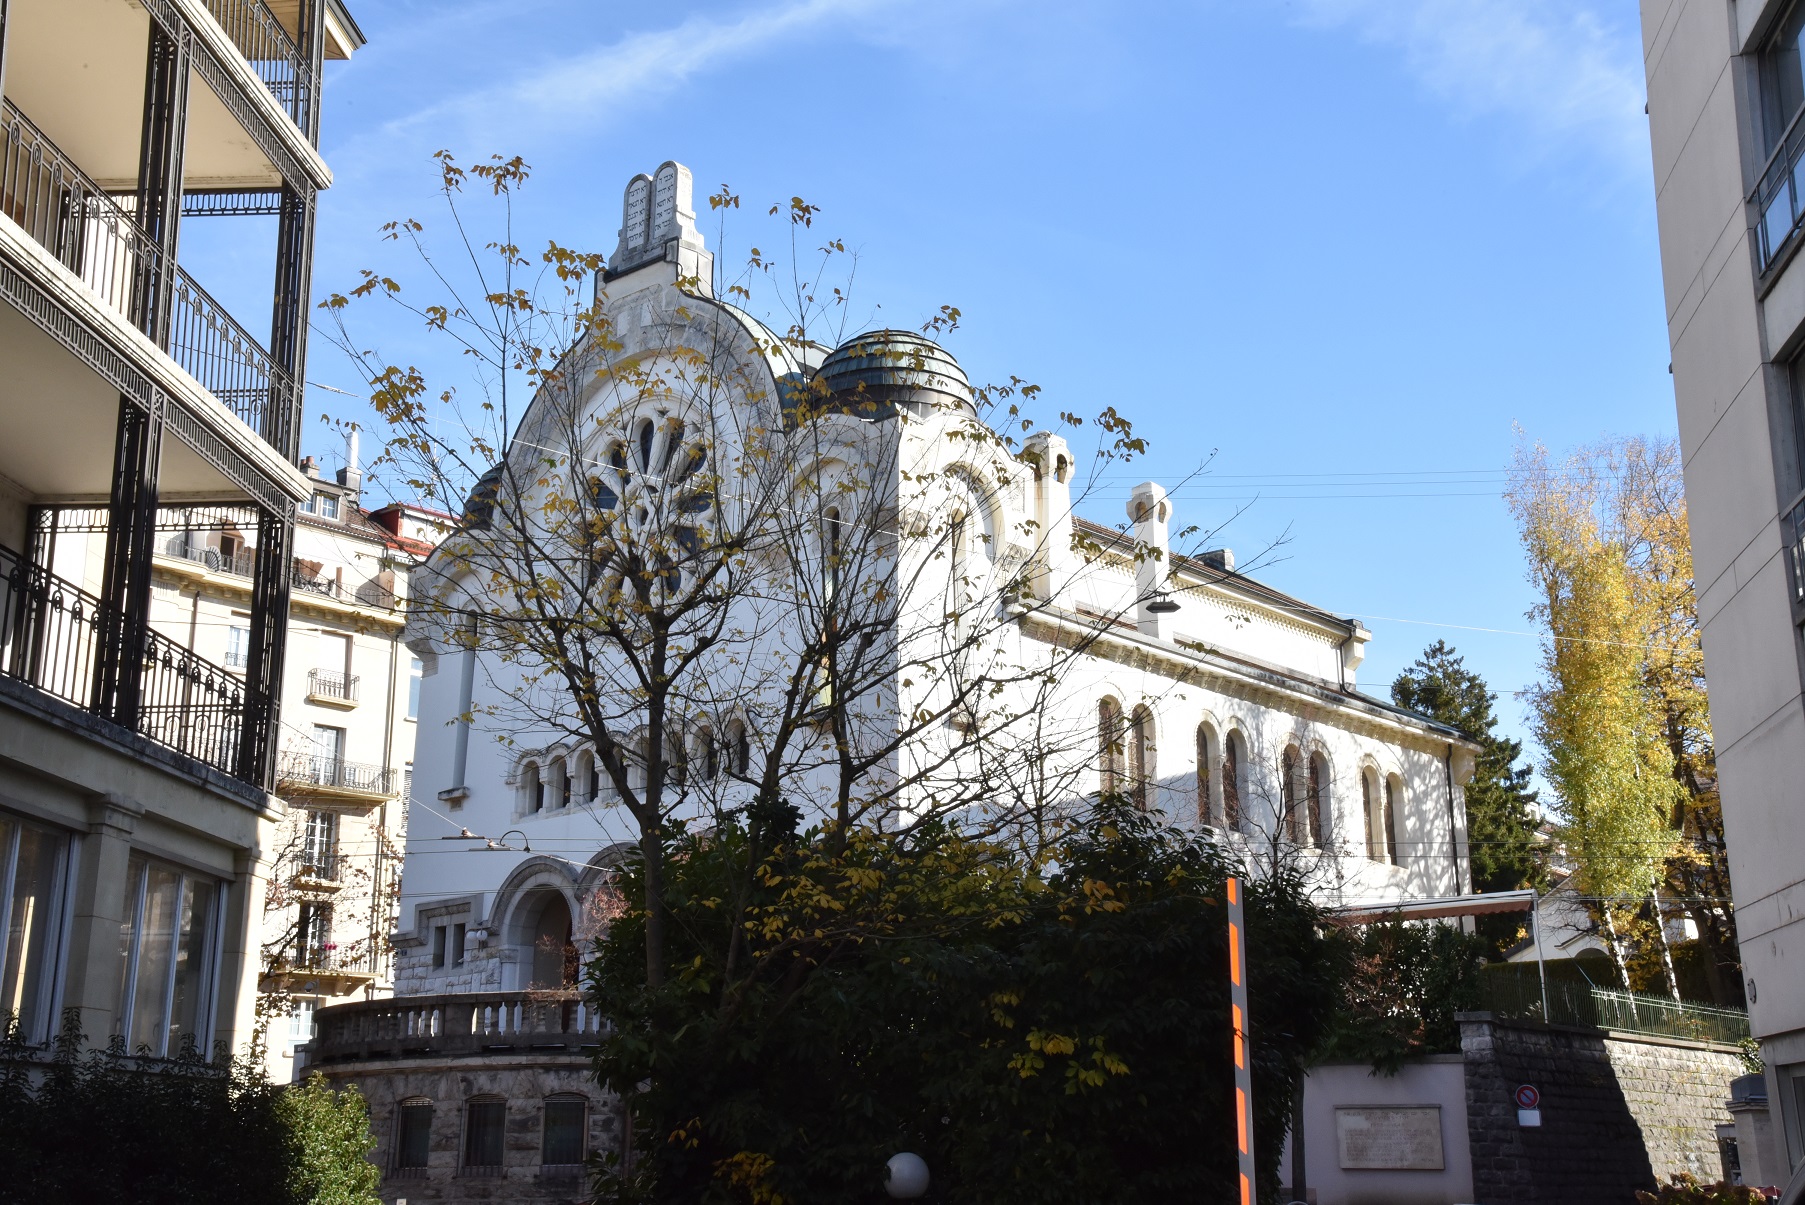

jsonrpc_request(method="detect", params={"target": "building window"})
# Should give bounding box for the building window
[542,1096,587,1166]
[1362,770,1382,862]
[557,759,572,809]
[1127,706,1154,811]
[1222,731,1243,831]
[433,921,467,970]
[296,902,333,969]
[1384,777,1401,867]
[312,724,345,778]
[0,812,71,1044]
[287,997,318,1045]
[1763,4,1805,156]
[314,492,340,520]
[1305,752,1328,847]
[1195,723,1218,827]
[225,623,250,671]
[432,925,446,969]
[1097,698,1124,796]
[523,762,543,813]
[396,1098,434,1173]
[725,719,750,776]
[301,810,338,878]
[463,1097,506,1172]
[574,751,595,804]
[407,657,422,720]
[114,854,220,1058]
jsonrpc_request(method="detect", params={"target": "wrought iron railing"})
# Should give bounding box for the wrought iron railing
[163,535,259,578]
[277,752,395,797]
[306,667,358,702]
[0,541,254,779]
[1755,106,1805,274]
[199,0,320,140]
[273,945,370,976]
[291,566,398,610]
[0,98,300,458]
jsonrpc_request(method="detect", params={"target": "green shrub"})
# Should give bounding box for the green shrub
[1635,1172,1766,1204]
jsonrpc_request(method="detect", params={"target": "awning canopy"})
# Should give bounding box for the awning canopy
[1330,888,1538,923]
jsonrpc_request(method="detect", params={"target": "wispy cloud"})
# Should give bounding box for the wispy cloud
[1283,0,1649,171]
[387,0,894,140]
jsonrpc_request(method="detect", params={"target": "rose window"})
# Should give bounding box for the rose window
[588,413,712,594]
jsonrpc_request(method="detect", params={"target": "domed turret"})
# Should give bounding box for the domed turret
[808,330,973,419]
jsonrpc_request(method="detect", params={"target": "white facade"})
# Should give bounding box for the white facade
[390,163,1478,999]
[1640,0,1805,1175]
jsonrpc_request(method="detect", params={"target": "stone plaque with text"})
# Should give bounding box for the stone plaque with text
[1335,1106,1445,1170]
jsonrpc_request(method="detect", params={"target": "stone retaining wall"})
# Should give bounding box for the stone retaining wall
[1460,1012,1742,1205]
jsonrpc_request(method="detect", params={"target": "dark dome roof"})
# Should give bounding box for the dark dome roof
[810,330,972,418]
[461,462,504,529]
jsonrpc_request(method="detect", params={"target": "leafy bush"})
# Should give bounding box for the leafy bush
[1324,917,1488,1072]
[591,803,1347,1205]
[0,1019,378,1205]
[1635,1172,1767,1204]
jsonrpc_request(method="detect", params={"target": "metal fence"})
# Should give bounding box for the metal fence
[1478,971,1750,1046]
[306,668,358,702]
[276,752,396,797]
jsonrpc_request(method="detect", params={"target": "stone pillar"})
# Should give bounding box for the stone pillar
[1128,481,1172,640]
[217,831,276,1059]
[1022,431,1073,607]
[64,792,144,1045]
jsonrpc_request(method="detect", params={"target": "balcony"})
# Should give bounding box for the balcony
[262,944,376,996]
[159,534,400,613]
[306,667,358,707]
[201,0,322,141]
[0,96,301,458]
[0,538,260,782]
[276,751,396,810]
[291,566,399,610]
[302,991,605,1071]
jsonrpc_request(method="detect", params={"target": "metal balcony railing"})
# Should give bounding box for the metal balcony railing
[290,567,399,610]
[274,944,371,976]
[0,98,301,458]
[1478,973,1751,1046]
[295,841,338,881]
[0,541,255,779]
[306,668,358,702]
[277,752,395,797]
[200,0,321,141]
[163,535,259,579]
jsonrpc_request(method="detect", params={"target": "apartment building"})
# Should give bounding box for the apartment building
[0,0,360,1064]
[1641,0,1805,1186]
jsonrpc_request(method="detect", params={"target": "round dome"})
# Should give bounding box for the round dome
[461,462,505,529]
[812,330,972,418]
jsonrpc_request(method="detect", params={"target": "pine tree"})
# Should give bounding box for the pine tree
[1392,641,1543,955]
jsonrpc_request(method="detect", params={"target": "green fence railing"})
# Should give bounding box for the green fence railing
[1477,969,1749,1046]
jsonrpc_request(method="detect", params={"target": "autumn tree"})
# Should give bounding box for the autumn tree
[1506,435,1738,1004]
[1391,641,1542,956]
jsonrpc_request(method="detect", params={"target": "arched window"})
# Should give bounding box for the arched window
[695,725,720,781]
[575,750,596,804]
[1222,730,1243,831]
[1384,776,1402,866]
[542,1094,588,1167]
[664,732,687,790]
[822,507,844,601]
[1306,751,1329,847]
[1128,706,1155,811]
[395,1097,433,1174]
[463,1096,507,1171]
[1362,768,1381,861]
[522,762,543,814]
[1281,745,1301,840]
[556,758,571,809]
[1196,723,1220,826]
[526,892,576,989]
[1098,698,1125,796]
[725,718,751,776]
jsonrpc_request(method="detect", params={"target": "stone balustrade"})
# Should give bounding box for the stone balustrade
[301,991,605,1070]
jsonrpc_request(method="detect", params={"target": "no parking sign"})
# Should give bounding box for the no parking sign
[1515,1084,1542,1126]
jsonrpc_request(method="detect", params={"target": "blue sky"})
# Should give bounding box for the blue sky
[209,0,1672,775]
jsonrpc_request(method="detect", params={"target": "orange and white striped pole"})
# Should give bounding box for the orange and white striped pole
[1228,876,1255,1205]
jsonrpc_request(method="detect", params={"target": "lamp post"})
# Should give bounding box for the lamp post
[885,1152,929,1199]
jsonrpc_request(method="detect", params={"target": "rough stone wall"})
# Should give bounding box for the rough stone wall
[316,1055,618,1204]
[1460,1014,1739,1205]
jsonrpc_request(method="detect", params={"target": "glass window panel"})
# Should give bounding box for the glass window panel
[166,877,215,1053]
[2,821,67,1040]
[128,865,181,1054]
[397,1102,433,1169]
[115,854,145,1039]
[464,1100,505,1167]
[542,1098,586,1164]
[1766,4,1805,153]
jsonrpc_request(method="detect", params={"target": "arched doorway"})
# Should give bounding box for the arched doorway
[525,891,576,989]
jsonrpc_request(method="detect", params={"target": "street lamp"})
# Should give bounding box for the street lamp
[885,1152,929,1199]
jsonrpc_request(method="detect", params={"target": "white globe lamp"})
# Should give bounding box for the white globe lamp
[885,1151,930,1199]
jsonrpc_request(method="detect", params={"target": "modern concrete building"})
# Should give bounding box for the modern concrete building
[1640,0,1805,1183]
[303,161,1479,1201]
[0,0,360,1064]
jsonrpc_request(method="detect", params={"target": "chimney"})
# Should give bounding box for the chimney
[1199,548,1234,574]
[1128,481,1176,640]
[337,429,363,499]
